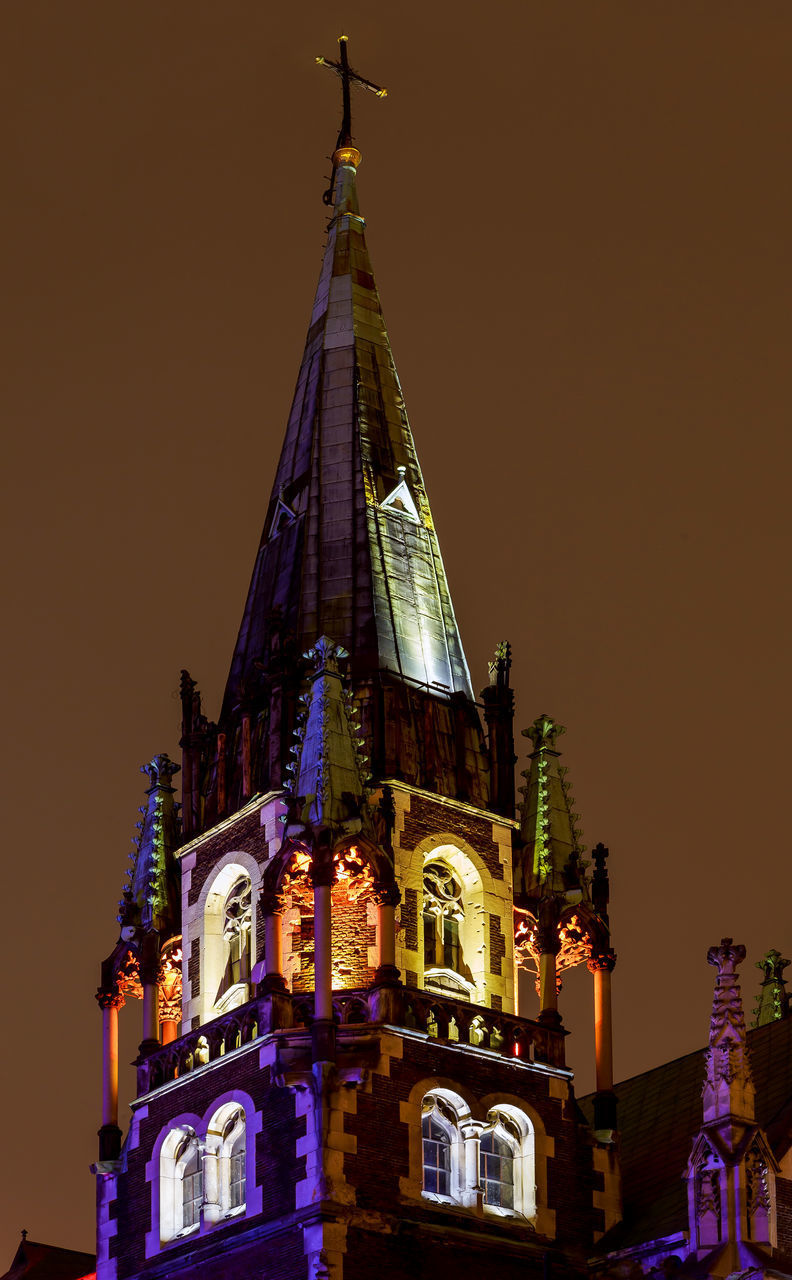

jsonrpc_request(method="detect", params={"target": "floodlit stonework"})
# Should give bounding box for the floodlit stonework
[90,37,792,1280]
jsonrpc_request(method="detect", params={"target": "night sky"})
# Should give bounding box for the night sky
[2,3,791,1259]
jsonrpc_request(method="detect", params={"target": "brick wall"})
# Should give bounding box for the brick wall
[110,1050,306,1279]
[400,793,505,881]
[402,888,418,950]
[330,881,375,987]
[345,1033,602,1251]
[186,808,268,910]
[290,882,375,992]
[490,912,506,976]
[777,1176,792,1254]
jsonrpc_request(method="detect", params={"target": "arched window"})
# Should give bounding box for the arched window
[422,861,472,999]
[203,1103,247,1223]
[480,1109,535,1218]
[216,877,252,1004]
[160,1126,202,1241]
[179,1134,203,1229]
[201,862,257,1022]
[480,1124,516,1209]
[422,1115,451,1196]
[421,1092,463,1202]
[159,1105,251,1244]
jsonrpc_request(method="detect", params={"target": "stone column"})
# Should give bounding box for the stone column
[139,942,162,1055]
[97,988,124,1161]
[261,891,287,992]
[373,883,400,984]
[590,952,616,1091]
[537,899,562,1028]
[539,952,558,1015]
[459,1118,486,1210]
[161,1017,178,1045]
[588,949,617,1134]
[311,843,336,1062]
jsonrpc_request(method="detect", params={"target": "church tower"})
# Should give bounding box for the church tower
[94,39,618,1279]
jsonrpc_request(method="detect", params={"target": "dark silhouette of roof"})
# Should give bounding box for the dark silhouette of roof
[1,1236,95,1280]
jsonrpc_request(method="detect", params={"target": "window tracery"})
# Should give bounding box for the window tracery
[216,877,252,1004]
[422,860,472,998]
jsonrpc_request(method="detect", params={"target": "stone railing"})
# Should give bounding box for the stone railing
[137,984,565,1095]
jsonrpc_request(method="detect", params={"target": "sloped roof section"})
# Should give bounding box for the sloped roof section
[222,149,473,719]
[1,1238,95,1280]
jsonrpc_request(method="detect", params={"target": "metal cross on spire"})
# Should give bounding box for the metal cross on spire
[316,35,387,204]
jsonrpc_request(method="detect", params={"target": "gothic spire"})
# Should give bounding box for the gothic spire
[202,75,490,822]
[222,144,472,716]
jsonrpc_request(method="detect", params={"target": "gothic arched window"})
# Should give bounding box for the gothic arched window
[422,861,469,998]
[178,1133,203,1229]
[216,876,252,1005]
[159,1104,252,1245]
[420,1092,462,1202]
[422,1112,452,1196]
[204,1103,246,1223]
[160,1125,202,1241]
[480,1125,516,1210]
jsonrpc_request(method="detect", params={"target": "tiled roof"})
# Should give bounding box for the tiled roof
[579,1015,792,1252]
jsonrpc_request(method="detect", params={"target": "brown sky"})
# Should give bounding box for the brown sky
[1,1,790,1259]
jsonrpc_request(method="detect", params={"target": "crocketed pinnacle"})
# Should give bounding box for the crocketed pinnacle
[703,937,755,1124]
[120,753,181,939]
[283,635,369,838]
[516,715,585,901]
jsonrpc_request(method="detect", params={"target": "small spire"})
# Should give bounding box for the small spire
[518,715,584,893]
[753,948,790,1026]
[282,636,369,839]
[122,753,181,937]
[703,937,755,1123]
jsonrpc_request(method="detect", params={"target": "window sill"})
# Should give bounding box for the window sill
[483,1204,519,1219]
[421,1191,456,1206]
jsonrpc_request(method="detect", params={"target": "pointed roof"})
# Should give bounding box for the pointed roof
[516,714,585,900]
[119,753,181,939]
[284,635,369,837]
[703,936,755,1124]
[1,1237,95,1280]
[221,147,473,720]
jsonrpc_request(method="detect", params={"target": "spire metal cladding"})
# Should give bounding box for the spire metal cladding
[223,148,474,716]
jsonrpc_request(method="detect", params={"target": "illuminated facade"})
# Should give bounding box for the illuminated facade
[92,38,792,1280]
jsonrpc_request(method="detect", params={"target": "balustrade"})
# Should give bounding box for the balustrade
[136,984,565,1095]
